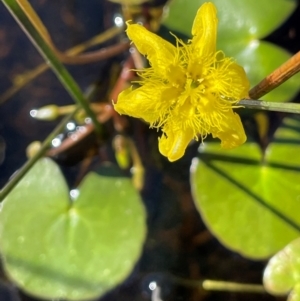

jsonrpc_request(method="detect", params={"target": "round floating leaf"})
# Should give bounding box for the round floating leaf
[220,40,300,102]
[263,237,300,301]
[0,158,146,300]
[191,117,300,259]
[163,0,296,41]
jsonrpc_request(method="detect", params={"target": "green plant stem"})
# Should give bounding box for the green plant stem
[1,0,103,135]
[0,109,79,202]
[173,277,265,294]
[202,280,265,294]
[238,99,300,114]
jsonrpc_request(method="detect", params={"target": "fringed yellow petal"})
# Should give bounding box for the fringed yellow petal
[114,86,158,124]
[225,62,250,99]
[191,2,218,57]
[159,128,194,162]
[211,110,246,149]
[127,24,177,79]
[188,3,218,79]
[114,83,180,125]
[209,57,250,99]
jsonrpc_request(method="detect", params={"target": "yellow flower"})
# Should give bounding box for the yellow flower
[114,2,250,162]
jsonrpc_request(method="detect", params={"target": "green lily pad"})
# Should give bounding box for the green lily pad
[263,237,300,300]
[0,158,146,300]
[163,0,296,41]
[191,117,300,259]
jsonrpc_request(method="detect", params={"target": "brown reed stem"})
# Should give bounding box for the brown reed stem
[249,51,300,99]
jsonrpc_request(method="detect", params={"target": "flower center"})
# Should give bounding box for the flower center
[168,65,186,88]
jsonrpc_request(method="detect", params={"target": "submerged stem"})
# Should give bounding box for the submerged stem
[0,26,124,105]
